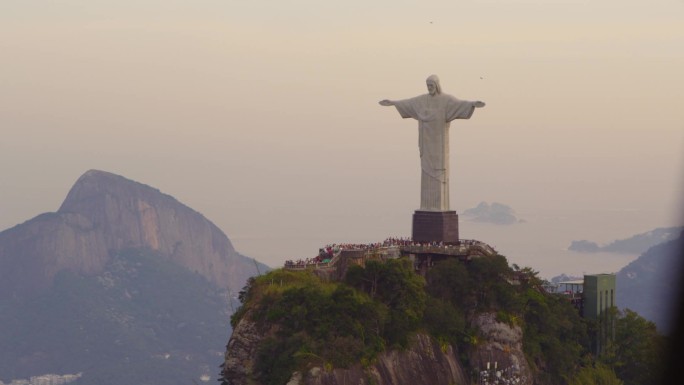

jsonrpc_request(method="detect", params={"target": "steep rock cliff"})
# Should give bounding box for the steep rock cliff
[0,169,271,383]
[0,169,264,300]
[221,309,531,385]
[0,211,109,298]
[469,313,531,385]
[300,333,467,385]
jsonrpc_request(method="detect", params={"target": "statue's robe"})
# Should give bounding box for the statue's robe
[393,93,477,211]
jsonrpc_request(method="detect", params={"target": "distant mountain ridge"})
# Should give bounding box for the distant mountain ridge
[0,248,233,383]
[0,169,266,300]
[568,226,683,254]
[616,232,684,335]
[0,169,269,384]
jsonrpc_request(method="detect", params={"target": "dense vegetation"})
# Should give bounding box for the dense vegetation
[230,254,666,385]
[0,249,233,385]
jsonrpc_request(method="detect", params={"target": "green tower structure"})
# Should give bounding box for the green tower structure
[582,273,616,355]
[582,274,616,320]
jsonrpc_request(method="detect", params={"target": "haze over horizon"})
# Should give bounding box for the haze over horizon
[2,1,683,275]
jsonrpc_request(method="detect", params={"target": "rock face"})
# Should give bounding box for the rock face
[222,311,532,385]
[222,309,265,385]
[469,313,532,385]
[0,211,109,298]
[223,311,467,385]
[0,169,264,300]
[302,333,467,385]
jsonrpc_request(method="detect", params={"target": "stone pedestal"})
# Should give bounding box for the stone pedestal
[412,211,459,244]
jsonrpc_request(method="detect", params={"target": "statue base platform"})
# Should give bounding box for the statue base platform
[412,211,459,244]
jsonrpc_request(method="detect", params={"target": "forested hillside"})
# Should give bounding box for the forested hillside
[223,254,666,385]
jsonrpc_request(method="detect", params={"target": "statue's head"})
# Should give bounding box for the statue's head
[426,74,441,96]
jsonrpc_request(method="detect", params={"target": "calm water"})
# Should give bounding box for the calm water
[459,209,643,279]
[231,207,678,281]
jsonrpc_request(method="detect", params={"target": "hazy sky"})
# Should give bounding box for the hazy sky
[2,1,683,269]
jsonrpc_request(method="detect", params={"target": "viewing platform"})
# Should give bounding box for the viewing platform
[401,240,497,259]
[283,238,498,275]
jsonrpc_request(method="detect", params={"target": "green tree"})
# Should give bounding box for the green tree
[601,308,665,385]
[568,363,623,385]
[242,270,390,384]
[422,297,466,347]
[425,258,473,307]
[346,258,426,346]
[521,281,589,383]
[345,259,386,299]
[468,254,514,310]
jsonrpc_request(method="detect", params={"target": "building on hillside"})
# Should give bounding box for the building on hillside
[555,274,616,355]
[583,274,616,320]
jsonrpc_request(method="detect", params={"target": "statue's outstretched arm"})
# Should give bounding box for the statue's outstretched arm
[379,99,395,106]
[474,101,485,108]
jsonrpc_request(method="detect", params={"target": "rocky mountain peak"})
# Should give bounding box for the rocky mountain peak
[60,169,169,214]
[0,169,262,300]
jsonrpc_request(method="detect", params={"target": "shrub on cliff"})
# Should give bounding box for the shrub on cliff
[345,258,427,347]
[232,270,387,385]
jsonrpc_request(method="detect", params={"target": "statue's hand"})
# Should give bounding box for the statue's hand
[379,100,394,106]
[474,101,486,108]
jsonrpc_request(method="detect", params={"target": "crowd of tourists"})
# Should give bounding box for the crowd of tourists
[284,255,329,268]
[319,236,445,251]
[283,237,495,269]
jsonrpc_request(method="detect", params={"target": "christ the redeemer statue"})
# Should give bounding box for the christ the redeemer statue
[379,74,485,212]
[379,74,484,243]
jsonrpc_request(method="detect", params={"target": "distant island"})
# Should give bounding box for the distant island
[461,201,522,225]
[549,273,583,284]
[568,226,684,254]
